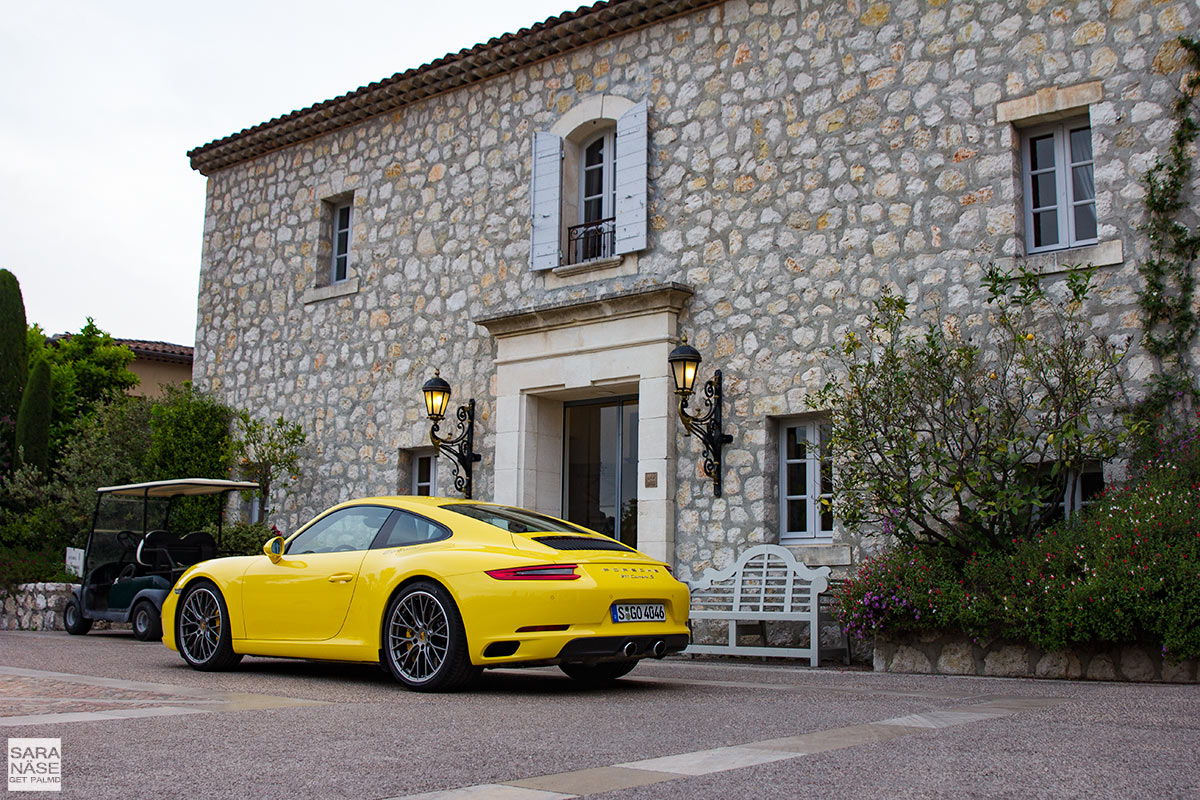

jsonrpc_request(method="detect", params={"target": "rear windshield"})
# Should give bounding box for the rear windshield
[445,504,589,535]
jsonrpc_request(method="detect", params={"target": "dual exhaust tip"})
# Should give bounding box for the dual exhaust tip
[623,640,667,658]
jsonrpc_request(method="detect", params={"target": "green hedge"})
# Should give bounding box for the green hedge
[837,430,1200,660]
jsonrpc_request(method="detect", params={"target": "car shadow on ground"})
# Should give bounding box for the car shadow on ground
[206,656,679,695]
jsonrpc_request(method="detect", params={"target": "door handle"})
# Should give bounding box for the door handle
[327,573,354,583]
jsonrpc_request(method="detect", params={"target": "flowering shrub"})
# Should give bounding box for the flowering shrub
[837,429,1200,660]
[835,545,958,639]
[814,269,1124,557]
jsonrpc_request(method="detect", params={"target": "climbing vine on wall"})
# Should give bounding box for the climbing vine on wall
[1137,36,1200,427]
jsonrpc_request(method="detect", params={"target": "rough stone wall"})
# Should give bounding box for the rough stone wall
[874,630,1200,682]
[1,584,72,631]
[193,0,1197,577]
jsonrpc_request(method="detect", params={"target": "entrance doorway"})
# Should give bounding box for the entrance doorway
[562,397,638,547]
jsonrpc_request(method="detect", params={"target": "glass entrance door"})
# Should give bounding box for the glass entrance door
[562,398,638,547]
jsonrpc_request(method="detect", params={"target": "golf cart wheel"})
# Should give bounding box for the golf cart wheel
[559,659,638,685]
[131,600,162,641]
[63,598,92,635]
[177,581,242,671]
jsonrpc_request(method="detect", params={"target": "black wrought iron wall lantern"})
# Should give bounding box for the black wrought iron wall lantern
[668,335,733,497]
[421,370,482,499]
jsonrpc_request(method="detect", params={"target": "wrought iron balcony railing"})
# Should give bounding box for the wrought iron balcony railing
[566,217,615,265]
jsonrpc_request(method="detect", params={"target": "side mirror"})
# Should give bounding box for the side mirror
[263,536,285,564]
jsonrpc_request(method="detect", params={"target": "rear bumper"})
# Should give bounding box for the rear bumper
[557,633,690,661]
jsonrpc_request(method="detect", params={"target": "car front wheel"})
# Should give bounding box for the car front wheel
[63,598,92,635]
[131,601,162,641]
[177,581,242,671]
[382,581,476,692]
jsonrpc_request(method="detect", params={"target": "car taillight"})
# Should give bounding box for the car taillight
[486,564,580,580]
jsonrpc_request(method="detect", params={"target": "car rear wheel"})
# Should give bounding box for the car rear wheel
[177,581,242,671]
[560,659,638,685]
[131,601,162,641]
[382,581,476,692]
[63,598,92,635]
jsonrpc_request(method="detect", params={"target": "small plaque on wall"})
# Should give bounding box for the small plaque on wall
[644,472,658,488]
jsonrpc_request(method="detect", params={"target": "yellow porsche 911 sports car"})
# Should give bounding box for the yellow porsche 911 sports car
[162,497,690,691]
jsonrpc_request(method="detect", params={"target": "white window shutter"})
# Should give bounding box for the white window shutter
[614,100,649,255]
[530,131,563,270]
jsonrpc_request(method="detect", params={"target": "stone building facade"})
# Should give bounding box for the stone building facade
[190,0,1196,581]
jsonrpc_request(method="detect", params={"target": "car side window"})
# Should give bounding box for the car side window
[287,506,394,555]
[373,510,450,549]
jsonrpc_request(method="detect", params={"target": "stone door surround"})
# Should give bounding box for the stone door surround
[476,283,693,563]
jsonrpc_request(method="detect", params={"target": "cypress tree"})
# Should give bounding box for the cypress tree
[15,357,51,473]
[0,269,27,467]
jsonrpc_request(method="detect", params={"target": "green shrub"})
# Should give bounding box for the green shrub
[0,270,28,458]
[0,547,73,594]
[814,268,1124,557]
[15,358,52,473]
[27,320,138,469]
[220,521,276,557]
[148,383,234,532]
[838,427,1200,660]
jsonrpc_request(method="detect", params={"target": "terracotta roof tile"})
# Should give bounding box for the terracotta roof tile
[188,0,721,175]
[114,339,195,364]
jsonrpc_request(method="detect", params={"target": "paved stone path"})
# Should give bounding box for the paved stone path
[2,631,1196,799]
[0,664,326,726]
[393,687,1065,799]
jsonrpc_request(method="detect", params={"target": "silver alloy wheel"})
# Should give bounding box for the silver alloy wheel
[387,590,450,683]
[179,587,222,664]
[65,603,78,628]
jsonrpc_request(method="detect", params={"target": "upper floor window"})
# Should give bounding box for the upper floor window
[779,420,834,543]
[331,202,352,283]
[571,131,617,264]
[1022,117,1096,254]
[530,97,648,270]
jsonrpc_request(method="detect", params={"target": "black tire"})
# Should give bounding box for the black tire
[63,598,92,635]
[176,581,242,671]
[560,659,638,685]
[131,601,162,642]
[382,581,476,692]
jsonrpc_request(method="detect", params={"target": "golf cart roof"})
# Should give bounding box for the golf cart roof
[96,479,260,497]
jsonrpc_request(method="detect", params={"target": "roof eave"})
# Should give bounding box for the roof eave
[188,0,723,175]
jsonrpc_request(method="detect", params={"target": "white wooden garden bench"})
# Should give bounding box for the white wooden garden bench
[686,544,832,665]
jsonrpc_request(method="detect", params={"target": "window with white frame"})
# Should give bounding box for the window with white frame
[572,130,617,263]
[412,452,437,497]
[1022,116,1097,254]
[331,201,352,283]
[242,496,263,524]
[530,98,648,270]
[779,421,834,543]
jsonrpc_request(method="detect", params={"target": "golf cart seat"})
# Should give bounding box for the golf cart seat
[136,530,217,575]
[180,531,217,564]
[136,530,183,575]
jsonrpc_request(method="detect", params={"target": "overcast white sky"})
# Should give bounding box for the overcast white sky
[0,0,576,345]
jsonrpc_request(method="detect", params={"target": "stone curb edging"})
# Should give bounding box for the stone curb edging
[873,630,1199,683]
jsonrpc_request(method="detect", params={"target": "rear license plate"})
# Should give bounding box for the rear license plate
[611,603,666,623]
